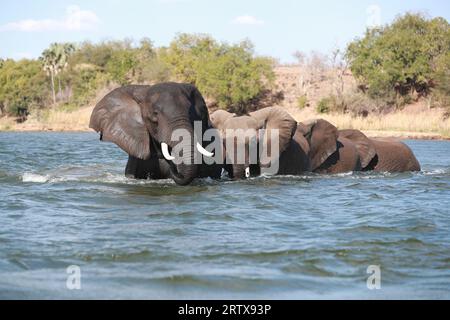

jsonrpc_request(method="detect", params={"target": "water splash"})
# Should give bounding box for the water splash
[21,166,176,185]
[22,173,50,183]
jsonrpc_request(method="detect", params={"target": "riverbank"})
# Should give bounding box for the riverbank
[1,104,449,140]
[286,105,450,140]
[0,106,92,132]
[2,65,449,140]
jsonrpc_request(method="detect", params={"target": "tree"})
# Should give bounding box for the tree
[105,47,137,85]
[293,50,329,97]
[41,45,59,104]
[346,13,450,106]
[55,43,75,99]
[134,38,170,83]
[434,52,450,111]
[330,48,349,99]
[0,59,49,117]
[161,34,274,112]
[40,43,75,104]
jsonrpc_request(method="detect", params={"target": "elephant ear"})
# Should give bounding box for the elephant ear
[89,86,151,160]
[182,84,210,124]
[250,107,297,155]
[300,119,339,171]
[210,110,236,130]
[339,129,376,169]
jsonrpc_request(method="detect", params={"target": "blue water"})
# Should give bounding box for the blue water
[0,132,449,299]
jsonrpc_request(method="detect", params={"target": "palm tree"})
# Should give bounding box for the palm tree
[55,43,75,99]
[41,46,58,104]
[40,43,75,105]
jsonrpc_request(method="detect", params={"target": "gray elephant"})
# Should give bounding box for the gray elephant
[338,129,421,172]
[277,119,362,175]
[210,107,298,179]
[90,83,222,185]
[211,109,361,178]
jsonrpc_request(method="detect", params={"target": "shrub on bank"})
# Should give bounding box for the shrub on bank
[160,34,275,114]
[0,59,49,117]
[346,13,450,109]
[297,95,308,109]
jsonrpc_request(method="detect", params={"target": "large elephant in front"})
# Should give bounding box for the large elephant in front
[89,83,222,185]
[338,129,421,172]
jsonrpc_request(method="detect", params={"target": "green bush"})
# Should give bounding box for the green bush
[105,49,137,85]
[61,63,110,107]
[346,13,450,105]
[433,52,450,112]
[0,59,49,116]
[297,95,308,109]
[317,98,331,113]
[161,33,275,113]
[0,35,276,119]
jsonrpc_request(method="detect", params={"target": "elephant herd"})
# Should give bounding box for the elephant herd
[90,82,420,186]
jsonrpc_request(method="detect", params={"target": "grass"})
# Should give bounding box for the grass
[289,107,450,139]
[1,101,449,139]
[0,117,15,131]
[0,106,93,132]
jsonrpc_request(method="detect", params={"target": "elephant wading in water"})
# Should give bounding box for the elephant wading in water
[90,83,223,185]
[211,111,364,178]
[210,107,298,179]
[338,129,421,172]
[281,120,420,174]
[278,119,362,175]
[298,119,362,174]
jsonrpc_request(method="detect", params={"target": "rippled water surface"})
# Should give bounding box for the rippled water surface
[0,132,449,299]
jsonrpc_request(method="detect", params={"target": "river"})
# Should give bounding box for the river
[0,132,449,299]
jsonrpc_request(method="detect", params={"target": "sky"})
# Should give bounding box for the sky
[1,0,449,63]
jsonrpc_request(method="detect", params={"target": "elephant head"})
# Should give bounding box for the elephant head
[297,119,340,171]
[210,107,297,179]
[89,83,215,185]
[338,129,377,169]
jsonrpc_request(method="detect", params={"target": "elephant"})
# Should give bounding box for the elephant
[211,110,364,178]
[278,119,362,175]
[338,129,421,172]
[89,82,222,185]
[210,107,297,179]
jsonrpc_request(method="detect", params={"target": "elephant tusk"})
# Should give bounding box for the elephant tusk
[161,143,175,161]
[196,142,214,157]
[245,167,250,178]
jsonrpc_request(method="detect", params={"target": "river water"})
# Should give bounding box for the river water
[0,132,449,299]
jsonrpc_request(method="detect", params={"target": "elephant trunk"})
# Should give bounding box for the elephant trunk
[172,161,198,186]
[167,126,198,186]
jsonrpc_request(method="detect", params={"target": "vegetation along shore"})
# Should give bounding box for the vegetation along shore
[1,13,449,139]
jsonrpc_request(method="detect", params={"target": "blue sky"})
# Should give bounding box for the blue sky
[1,0,449,63]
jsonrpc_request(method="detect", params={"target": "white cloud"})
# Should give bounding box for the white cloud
[231,15,264,26]
[0,5,100,32]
